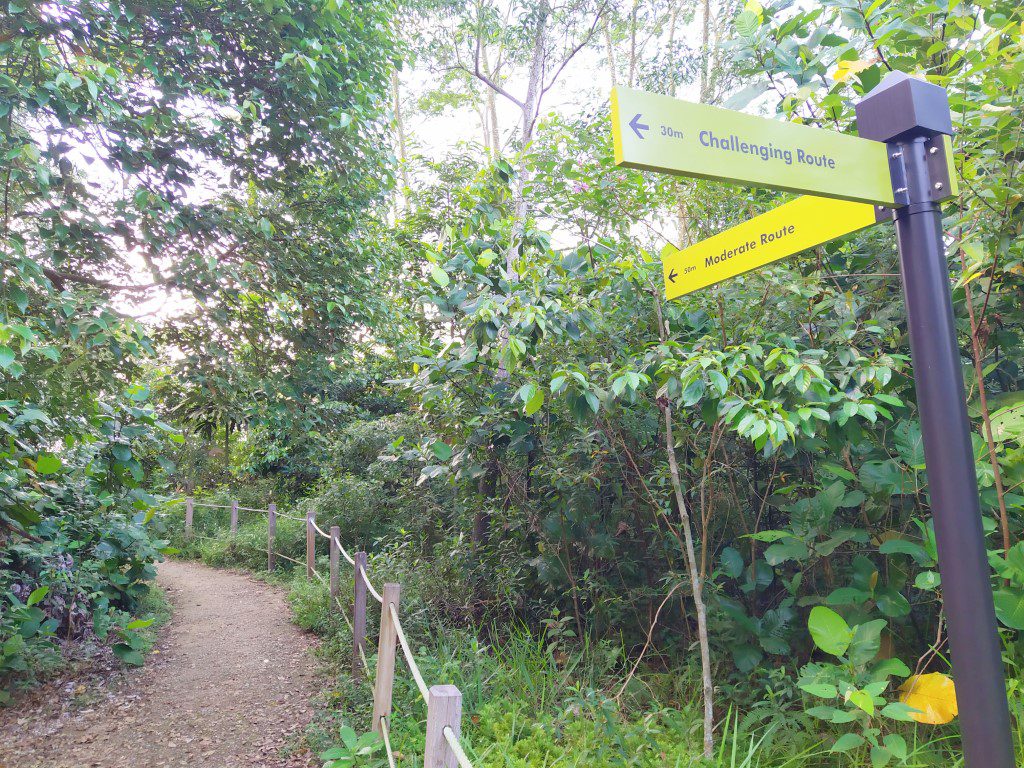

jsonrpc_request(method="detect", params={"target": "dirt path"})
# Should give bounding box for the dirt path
[1,560,321,768]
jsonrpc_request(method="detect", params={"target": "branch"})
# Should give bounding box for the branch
[615,580,685,701]
[41,267,173,293]
[0,518,42,543]
[539,4,608,100]
[471,22,525,110]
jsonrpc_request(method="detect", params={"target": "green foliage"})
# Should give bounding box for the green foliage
[321,726,386,768]
[0,504,171,699]
[9,0,1024,760]
[799,608,917,766]
[991,543,1024,631]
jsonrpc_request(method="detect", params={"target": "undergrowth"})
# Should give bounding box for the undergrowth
[164,500,1014,767]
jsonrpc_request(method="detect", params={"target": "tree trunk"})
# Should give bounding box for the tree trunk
[509,0,550,275]
[653,292,714,758]
[481,46,501,158]
[699,0,713,103]
[627,1,638,87]
[473,449,498,547]
[392,69,412,211]
[667,1,682,96]
[476,102,491,156]
[602,16,617,87]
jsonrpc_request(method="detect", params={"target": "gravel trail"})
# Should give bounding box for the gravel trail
[1,560,320,768]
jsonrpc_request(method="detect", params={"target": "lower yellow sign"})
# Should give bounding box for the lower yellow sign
[662,196,877,299]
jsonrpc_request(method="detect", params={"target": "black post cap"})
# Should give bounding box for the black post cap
[855,72,953,142]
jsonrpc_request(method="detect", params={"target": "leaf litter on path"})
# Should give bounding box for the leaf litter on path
[0,560,322,768]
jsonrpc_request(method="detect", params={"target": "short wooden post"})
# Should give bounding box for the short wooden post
[305,509,315,581]
[267,503,277,572]
[230,499,238,535]
[424,685,463,768]
[185,497,193,539]
[371,582,401,735]
[352,551,367,680]
[329,525,341,603]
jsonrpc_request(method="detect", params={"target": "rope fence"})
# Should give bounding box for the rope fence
[333,534,356,566]
[275,512,307,523]
[392,603,430,703]
[380,716,398,768]
[444,727,475,768]
[167,495,478,768]
[360,563,384,604]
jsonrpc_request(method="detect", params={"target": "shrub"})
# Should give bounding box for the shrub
[1,506,168,700]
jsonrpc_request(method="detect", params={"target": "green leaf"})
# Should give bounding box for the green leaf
[112,443,133,462]
[882,733,907,761]
[430,266,450,287]
[894,421,925,467]
[35,454,62,475]
[339,726,358,750]
[0,346,14,370]
[430,442,453,461]
[823,589,872,606]
[859,459,906,496]
[744,530,792,543]
[112,643,145,666]
[994,588,1024,630]
[764,537,809,565]
[873,658,911,679]
[719,546,744,578]
[524,387,544,415]
[799,682,838,698]
[10,287,28,312]
[848,688,874,715]
[874,587,910,617]
[848,619,886,665]
[27,586,49,606]
[808,606,853,657]
[880,702,917,722]
[871,745,892,768]
[805,705,841,720]
[831,733,865,753]
[681,377,705,406]
[735,9,760,37]
[731,643,762,672]
[879,538,930,565]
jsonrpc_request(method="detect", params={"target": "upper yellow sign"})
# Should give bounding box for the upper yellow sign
[662,196,877,299]
[611,87,896,206]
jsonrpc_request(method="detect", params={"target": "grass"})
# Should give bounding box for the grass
[135,582,174,654]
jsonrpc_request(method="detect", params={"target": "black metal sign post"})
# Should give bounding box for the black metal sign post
[857,73,1015,768]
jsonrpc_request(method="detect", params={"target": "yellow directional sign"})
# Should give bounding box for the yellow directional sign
[662,196,877,299]
[612,86,896,206]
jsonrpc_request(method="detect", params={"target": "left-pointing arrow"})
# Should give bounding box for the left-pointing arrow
[667,268,678,283]
[629,113,649,139]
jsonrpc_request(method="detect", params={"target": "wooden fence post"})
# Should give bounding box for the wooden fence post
[329,525,341,603]
[352,551,367,681]
[305,509,315,581]
[230,499,238,535]
[371,582,401,735]
[267,502,277,572]
[185,497,193,539]
[424,685,463,768]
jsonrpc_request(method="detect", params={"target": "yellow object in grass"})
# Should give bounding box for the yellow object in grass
[898,673,959,724]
